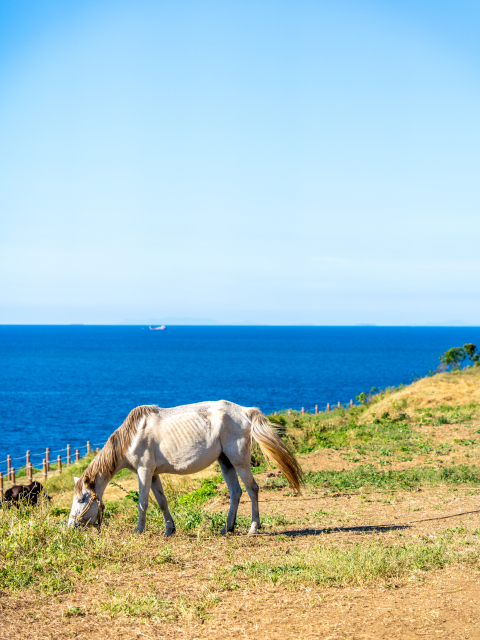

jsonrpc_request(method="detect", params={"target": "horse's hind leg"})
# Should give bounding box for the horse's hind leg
[151,475,176,537]
[218,452,242,534]
[236,467,260,535]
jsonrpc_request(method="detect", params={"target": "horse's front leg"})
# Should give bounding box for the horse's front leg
[135,467,153,533]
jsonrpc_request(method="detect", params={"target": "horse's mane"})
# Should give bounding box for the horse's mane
[75,405,159,495]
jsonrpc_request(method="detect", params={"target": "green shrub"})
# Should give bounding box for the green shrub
[440,344,479,370]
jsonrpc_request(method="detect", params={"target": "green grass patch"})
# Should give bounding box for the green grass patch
[268,400,480,462]
[177,477,221,507]
[305,464,480,493]
[278,411,423,459]
[227,538,473,587]
[100,589,214,621]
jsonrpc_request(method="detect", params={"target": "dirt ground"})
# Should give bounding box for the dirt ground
[2,567,480,639]
[2,484,480,639]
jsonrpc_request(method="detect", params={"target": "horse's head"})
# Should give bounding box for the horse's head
[68,476,103,528]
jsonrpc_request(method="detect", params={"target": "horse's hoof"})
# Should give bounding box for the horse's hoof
[221,526,235,535]
[164,529,176,538]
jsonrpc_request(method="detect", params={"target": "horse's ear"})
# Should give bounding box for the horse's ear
[74,477,80,484]
[83,474,94,490]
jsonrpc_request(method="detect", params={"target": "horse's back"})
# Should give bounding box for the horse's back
[157,399,248,421]
[135,400,252,474]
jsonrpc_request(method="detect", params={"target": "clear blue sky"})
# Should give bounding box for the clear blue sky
[1,0,479,325]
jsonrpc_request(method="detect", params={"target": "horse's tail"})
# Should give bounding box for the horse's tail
[247,408,304,494]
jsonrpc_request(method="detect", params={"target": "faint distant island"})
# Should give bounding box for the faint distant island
[121,317,219,325]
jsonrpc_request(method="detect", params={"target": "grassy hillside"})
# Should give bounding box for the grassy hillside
[362,365,480,419]
[266,366,480,477]
[2,366,480,638]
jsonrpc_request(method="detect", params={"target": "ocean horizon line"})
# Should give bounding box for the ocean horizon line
[0,323,478,328]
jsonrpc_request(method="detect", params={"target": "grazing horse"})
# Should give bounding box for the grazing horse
[68,401,303,535]
[3,481,47,506]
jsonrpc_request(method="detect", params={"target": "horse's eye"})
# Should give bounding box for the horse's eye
[78,498,85,504]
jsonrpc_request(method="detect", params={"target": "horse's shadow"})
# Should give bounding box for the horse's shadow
[264,523,410,537]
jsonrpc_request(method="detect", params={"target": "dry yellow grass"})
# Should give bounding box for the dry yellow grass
[362,366,480,422]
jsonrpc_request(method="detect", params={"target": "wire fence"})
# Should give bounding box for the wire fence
[0,439,107,498]
[279,400,355,417]
[0,442,107,469]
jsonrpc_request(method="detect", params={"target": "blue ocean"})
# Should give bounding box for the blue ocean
[1,326,479,473]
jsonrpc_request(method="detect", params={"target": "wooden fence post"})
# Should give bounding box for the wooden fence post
[288,409,291,416]
[57,455,62,474]
[43,459,47,481]
[350,399,353,408]
[76,449,80,463]
[315,405,318,415]
[11,468,15,485]
[87,441,91,455]
[301,407,304,415]
[338,401,341,409]
[46,447,50,472]
[7,455,11,480]
[326,403,330,413]
[67,445,71,466]
[26,450,30,467]
[0,472,3,502]
[27,463,32,483]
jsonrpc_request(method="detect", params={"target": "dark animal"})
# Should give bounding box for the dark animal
[3,481,48,507]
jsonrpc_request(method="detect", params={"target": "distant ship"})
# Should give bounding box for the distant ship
[149,325,166,331]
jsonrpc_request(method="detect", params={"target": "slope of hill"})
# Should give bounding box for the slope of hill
[362,365,480,420]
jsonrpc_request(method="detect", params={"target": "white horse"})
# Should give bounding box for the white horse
[68,401,303,535]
